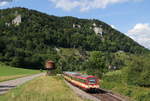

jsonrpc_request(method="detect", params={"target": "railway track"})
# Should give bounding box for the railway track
[90,88,126,101]
[64,79,126,101]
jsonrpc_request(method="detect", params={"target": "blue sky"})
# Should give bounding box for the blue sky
[0,0,150,49]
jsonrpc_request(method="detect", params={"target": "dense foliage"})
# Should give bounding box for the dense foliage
[0,7,149,69]
[82,51,108,77]
[102,70,150,101]
[126,55,150,87]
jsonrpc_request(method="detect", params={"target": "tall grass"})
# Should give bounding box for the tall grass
[0,76,86,101]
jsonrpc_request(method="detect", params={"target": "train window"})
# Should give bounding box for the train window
[88,78,96,84]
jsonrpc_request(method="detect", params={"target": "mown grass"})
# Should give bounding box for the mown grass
[0,76,86,101]
[101,70,150,101]
[0,63,41,82]
[59,48,80,57]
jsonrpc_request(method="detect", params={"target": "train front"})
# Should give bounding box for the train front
[87,76,99,91]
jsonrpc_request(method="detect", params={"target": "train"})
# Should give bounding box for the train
[63,72,99,91]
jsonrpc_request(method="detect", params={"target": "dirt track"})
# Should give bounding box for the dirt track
[0,73,45,95]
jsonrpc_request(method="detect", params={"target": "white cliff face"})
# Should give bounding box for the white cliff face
[12,15,21,25]
[73,24,76,28]
[55,47,60,52]
[73,24,81,28]
[5,22,10,26]
[93,27,103,35]
[77,25,81,28]
[93,23,96,27]
[92,23,103,35]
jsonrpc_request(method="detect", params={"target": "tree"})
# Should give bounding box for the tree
[82,51,107,77]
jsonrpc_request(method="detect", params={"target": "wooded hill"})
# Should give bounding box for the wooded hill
[0,7,149,69]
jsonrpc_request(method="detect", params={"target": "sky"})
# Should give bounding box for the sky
[0,0,150,49]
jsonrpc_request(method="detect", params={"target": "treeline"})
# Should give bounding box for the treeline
[55,49,126,76]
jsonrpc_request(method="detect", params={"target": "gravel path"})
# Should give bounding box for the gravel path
[64,80,100,101]
[0,73,45,95]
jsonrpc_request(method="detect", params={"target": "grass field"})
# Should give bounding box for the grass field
[0,76,87,101]
[101,70,150,101]
[0,63,41,82]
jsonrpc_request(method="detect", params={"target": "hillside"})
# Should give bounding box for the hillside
[0,7,149,69]
[0,7,148,53]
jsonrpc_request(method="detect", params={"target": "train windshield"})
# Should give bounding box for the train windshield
[88,78,97,84]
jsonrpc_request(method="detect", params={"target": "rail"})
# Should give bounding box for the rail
[90,88,126,101]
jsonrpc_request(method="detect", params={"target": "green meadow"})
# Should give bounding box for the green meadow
[0,63,41,82]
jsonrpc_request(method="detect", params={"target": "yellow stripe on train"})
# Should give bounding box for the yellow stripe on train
[64,75,89,88]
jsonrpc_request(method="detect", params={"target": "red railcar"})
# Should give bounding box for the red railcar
[63,72,99,91]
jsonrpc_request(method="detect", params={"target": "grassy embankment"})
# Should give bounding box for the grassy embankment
[0,76,87,101]
[0,63,41,82]
[101,70,150,101]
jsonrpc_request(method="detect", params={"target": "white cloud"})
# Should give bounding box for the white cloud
[49,0,142,12]
[0,1,8,6]
[50,0,79,11]
[0,0,12,6]
[127,23,150,49]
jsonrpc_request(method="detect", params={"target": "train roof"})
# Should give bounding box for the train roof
[64,71,96,79]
